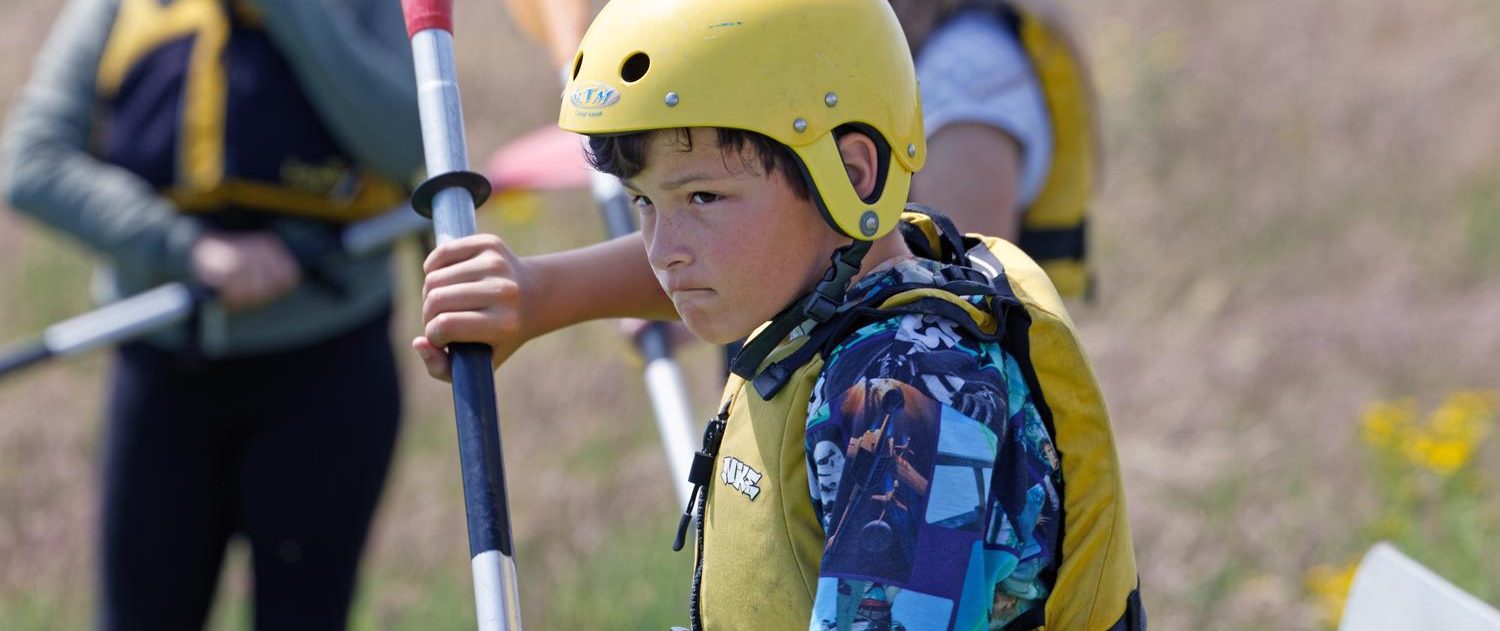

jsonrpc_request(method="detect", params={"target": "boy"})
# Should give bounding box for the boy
[416,0,1141,628]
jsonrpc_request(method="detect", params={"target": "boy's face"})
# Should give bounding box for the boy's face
[623,128,844,344]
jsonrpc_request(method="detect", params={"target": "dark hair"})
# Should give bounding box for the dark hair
[586,128,812,200]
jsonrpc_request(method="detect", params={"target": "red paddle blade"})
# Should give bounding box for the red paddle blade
[484,125,593,194]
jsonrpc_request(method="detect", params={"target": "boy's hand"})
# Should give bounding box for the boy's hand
[413,234,530,381]
[190,231,301,311]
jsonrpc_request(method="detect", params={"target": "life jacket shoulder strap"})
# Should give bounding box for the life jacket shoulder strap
[747,207,1023,399]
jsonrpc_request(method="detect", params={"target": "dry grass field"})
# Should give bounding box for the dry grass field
[1,0,1497,629]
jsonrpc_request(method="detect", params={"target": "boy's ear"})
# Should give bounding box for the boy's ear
[836,132,881,201]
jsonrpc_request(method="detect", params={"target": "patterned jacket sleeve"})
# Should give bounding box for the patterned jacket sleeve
[803,311,1062,630]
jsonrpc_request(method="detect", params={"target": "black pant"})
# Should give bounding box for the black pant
[98,312,401,631]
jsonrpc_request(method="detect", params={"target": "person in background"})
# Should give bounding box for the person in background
[3,0,421,628]
[898,0,1097,298]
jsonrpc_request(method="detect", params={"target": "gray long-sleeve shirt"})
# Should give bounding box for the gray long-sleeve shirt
[2,0,424,357]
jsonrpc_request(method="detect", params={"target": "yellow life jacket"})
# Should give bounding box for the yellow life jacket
[1014,0,1098,301]
[684,209,1141,630]
[94,0,405,223]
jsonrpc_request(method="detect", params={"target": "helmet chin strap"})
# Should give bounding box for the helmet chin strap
[804,239,873,323]
[729,239,871,383]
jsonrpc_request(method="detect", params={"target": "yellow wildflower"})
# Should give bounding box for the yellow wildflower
[1422,439,1474,476]
[1403,390,1497,476]
[1307,561,1360,628]
[1429,391,1493,443]
[1361,398,1416,452]
[1402,434,1430,466]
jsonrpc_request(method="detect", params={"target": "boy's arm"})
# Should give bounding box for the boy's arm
[805,317,1059,630]
[807,375,987,631]
[526,232,677,325]
[414,232,674,379]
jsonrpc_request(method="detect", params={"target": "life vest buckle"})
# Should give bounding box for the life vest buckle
[674,400,732,552]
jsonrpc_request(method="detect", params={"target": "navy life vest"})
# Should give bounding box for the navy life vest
[95,0,406,224]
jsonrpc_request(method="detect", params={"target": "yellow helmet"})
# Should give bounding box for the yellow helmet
[558,0,926,241]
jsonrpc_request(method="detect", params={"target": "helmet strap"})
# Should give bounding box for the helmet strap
[803,239,871,323]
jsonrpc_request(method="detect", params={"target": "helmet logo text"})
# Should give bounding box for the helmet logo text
[570,82,621,111]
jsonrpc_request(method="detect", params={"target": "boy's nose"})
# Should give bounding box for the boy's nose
[645,215,693,271]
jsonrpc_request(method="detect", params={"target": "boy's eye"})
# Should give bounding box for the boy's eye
[689,191,722,205]
[630,195,653,209]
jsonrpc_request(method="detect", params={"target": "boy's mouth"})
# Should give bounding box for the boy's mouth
[670,288,714,301]
[664,279,713,295]
[667,286,717,313]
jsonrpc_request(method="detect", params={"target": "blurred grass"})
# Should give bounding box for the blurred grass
[1463,180,1500,275]
[1,0,1499,629]
[0,232,92,334]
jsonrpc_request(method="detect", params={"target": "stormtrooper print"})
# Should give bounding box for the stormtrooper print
[804,258,1061,630]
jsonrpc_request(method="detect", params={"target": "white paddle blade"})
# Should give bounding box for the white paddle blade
[1340,543,1500,631]
[500,0,589,68]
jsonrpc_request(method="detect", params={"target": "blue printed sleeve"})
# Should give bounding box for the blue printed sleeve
[804,311,1062,630]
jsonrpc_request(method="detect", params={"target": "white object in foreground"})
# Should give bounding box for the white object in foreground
[1340,542,1500,631]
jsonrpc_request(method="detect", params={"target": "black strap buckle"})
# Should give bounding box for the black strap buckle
[674,400,732,551]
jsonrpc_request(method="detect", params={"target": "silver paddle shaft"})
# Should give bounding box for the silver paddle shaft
[410,27,523,631]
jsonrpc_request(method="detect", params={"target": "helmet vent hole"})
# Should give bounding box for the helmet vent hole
[571,52,584,80]
[620,52,650,83]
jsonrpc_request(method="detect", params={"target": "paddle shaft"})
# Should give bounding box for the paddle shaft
[403,1,523,628]
[0,207,427,381]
